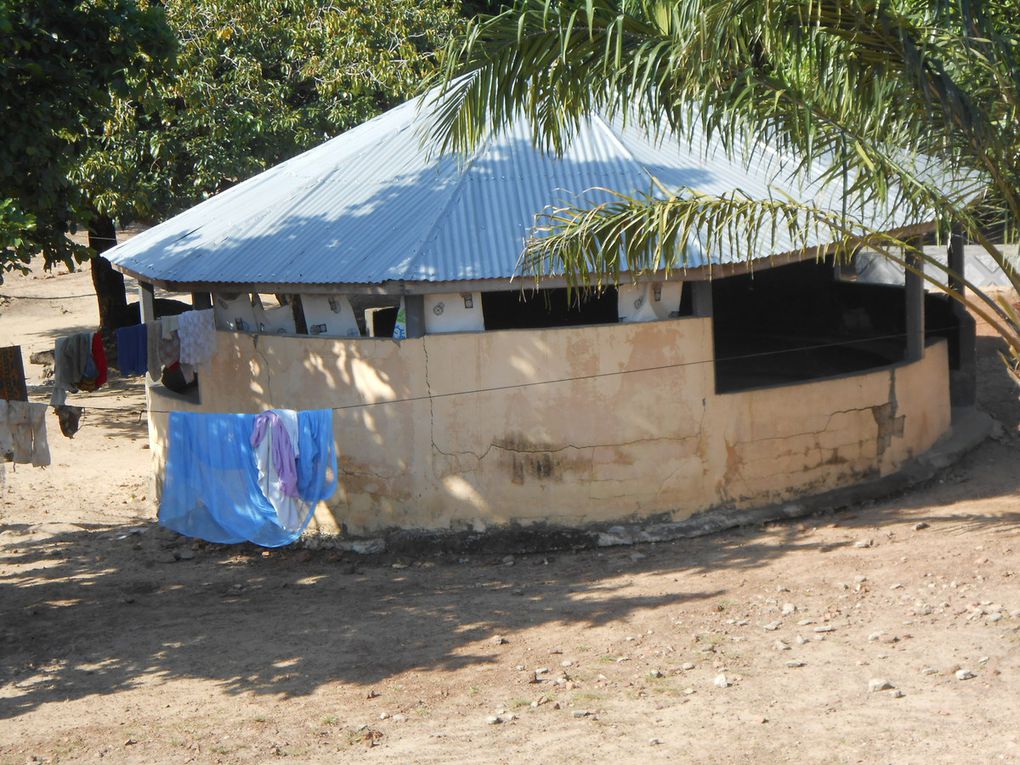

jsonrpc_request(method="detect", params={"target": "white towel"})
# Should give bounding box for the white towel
[177,309,217,366]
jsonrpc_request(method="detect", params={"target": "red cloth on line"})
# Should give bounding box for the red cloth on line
[91,331,107,388]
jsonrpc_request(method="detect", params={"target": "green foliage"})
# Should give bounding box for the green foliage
[437,0,1020,363]
[2,0,458,280]
[0,0,175,276]
[80,0,460,224]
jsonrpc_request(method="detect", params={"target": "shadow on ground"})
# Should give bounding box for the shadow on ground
[0,516,835,720]
[3,462,1020,723]
[0,311,1016,723]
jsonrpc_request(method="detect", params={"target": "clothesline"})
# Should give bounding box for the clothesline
[35,324,960,418]
[0,292,96,301]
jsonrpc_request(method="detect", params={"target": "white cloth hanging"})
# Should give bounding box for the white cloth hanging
[251,409,304,531]
[0,400,50,467]
[177,309,217,366]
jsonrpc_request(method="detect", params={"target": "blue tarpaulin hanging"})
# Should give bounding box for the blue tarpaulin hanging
[160,409,337,547]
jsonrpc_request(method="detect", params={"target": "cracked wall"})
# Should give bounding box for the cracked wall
[145,320,951,536]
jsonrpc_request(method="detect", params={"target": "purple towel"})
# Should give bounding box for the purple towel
[250,411,299,497]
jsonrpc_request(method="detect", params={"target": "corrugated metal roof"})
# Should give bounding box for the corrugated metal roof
[106,92,920,288]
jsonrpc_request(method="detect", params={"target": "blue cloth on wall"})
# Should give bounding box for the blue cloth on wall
[116,324,149,376]
[159,409,337,547]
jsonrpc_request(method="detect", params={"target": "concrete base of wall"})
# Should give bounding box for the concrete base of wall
[301,406,997,557]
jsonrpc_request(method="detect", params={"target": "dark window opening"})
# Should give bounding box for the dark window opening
[481,287,620,330]
[348,295,401,337]
[925,292,964,369]
[713,260,911,392]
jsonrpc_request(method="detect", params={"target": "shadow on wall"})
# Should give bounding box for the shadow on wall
[975,334,1020,434]
[198,315,714,531]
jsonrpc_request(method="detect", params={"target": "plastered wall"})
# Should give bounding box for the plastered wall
[146,318,951,535]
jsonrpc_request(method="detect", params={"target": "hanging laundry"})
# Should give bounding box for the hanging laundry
[161,314,180,340]
[76,331,107,392]
[91,331,108,388]
[54,405,83,438]
[0,400,50,467]
[0,401,13,461]
[158,326,181,369]
[251,410,302,530]
[160,362,197,394]
[50,332,94,406]
[146,320,162,379]
[177,309,217,366]
[159,409,337,547]
[115,324,148,376]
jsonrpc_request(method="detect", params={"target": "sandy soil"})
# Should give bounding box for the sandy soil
[1,266,1019,764]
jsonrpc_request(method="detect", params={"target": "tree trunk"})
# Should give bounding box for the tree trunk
[88,214,128,331]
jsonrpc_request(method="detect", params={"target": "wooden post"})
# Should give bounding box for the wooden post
[947,229,966,294]
[139,281,156,324]
[691,280,713,318]
[947,228,976,405]
[0,346,28,401]
[405,294,426,338]
[905,250,924,362]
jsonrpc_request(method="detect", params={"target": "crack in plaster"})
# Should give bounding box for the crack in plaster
[422,336,444,461]
[653,398,710,501]
[434,433,702,466]
[741,404,886,446]
[340,464,402,480]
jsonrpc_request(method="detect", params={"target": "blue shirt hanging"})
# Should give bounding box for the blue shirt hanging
[116,324,149,376]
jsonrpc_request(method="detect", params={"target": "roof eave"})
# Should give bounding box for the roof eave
[113,220,934,295]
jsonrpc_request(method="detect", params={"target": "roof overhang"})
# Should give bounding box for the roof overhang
[115,221,934,295]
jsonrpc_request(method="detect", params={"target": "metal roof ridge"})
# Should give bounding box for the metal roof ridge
[590,111,655,184]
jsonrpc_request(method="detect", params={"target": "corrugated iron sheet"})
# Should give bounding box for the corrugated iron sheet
[106,93,920,288]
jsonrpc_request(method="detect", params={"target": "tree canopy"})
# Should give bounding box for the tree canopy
[79,0,461,232]
[436,0,1020,370]
[0,0,175,275]
[1,0,461,282]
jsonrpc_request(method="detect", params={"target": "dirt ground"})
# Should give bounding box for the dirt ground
[1,265,1019,764]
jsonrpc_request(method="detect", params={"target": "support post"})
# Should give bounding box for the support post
[0,346,28,402]
[905,250,924,362]
[139,281,156,324]
[691,280,713,318]
[139,282,156,386]
[404,294,426,338]
[948,228,977,405]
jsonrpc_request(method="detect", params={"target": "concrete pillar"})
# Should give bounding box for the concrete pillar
[139,281,156,324]
[948,229,977,405]
[905,250,924,362]
[691,280,713,318]
[139,282,157,386]
[405,294,426,338]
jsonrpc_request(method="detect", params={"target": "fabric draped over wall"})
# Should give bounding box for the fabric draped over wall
[160,409,337,547]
